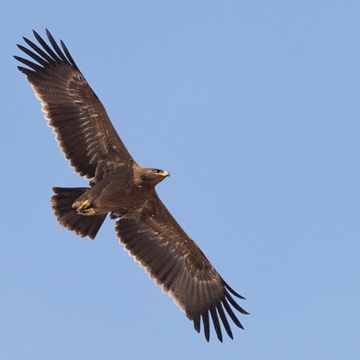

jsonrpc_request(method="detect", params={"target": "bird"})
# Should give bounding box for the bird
[14,29,249,342]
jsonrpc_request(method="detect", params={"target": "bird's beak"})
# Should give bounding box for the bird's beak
[160,171,170,177]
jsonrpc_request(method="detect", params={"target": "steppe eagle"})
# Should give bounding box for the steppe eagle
[15,29,248,342]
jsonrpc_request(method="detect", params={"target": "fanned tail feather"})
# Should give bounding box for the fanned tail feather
[51,187,106,239]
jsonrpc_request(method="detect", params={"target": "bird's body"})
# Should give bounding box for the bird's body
[72,166,169,215]
[15,29,248,342]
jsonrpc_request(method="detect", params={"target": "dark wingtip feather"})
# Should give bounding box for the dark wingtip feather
[45,28,69,64]
[16,64,35,77]
[22,35,54,63]
[32,29,60,62]
[210,306,223,342]
[223,279,246,299]
[193,314,201,333]
[13,55,42,72]
[225,289,250,315]
[222,297,244,329]
[202,310,210,342]
[60,39,79,70]
[217,302,233,339]
[32,29,43,45]
[16,44,48,66]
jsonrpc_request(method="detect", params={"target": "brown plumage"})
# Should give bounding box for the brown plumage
[15,29,249,342]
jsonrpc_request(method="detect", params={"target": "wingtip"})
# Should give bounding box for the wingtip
[202,311,210,342]
[223,279,246,299]
[45,28,54,42]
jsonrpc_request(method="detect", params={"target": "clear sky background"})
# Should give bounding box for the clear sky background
[1,1,360,359]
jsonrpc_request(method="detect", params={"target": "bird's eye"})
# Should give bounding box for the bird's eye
[154,169,160,173]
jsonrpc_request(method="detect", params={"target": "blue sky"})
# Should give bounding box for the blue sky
[1,1,360,359]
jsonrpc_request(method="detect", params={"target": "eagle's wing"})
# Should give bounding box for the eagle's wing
[114,193,248,342]
[15,29,135,182]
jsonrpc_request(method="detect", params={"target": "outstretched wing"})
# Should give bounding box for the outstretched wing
[114,193,248,342]
[15,29,135,181]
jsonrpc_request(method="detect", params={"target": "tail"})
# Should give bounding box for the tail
[51,187,107,240]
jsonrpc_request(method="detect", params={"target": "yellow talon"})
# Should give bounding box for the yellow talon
[77,200,95,215]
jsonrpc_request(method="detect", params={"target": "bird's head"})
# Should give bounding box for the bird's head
[139,168,170,187]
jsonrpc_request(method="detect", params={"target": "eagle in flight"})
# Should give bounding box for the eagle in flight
[15,29,248,342]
